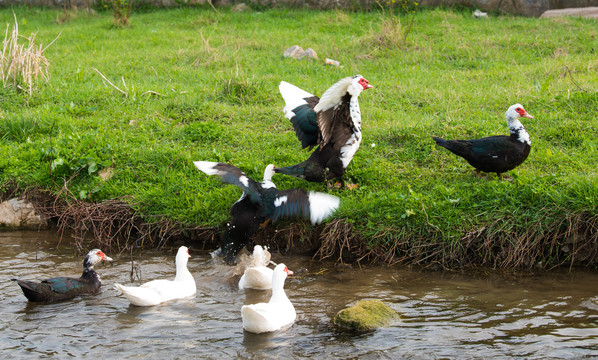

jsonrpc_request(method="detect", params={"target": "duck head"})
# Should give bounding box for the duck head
[505,104,533,144]
[176,246,191,266]
[83,249,113,269]
[505,104,533,122]
[261,164,277,189]
[263,164,276,182]
[348,75,373,96]
[273,263,293,282]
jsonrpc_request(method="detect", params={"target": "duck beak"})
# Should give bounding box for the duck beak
[523,113,534,119]
[366,84,373,89]
[104,255,113,261]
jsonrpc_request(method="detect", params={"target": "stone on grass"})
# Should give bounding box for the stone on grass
[333,299,399,331]
[473,9,488,18]
[540,7,598,19]
[0,198,48,229]
[232,3,249,12]
[283,45,304,59]
[299,48,318,60]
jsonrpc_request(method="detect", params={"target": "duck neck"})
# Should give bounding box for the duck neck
[174,261,193,282]
[349,95,362,133]
[270,285,289,303]
[81,267,100,283]
[270,275,289,303]
[508,118,530,145]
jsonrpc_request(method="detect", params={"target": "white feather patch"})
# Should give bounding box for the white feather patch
[314,77,353,113]
[261,181,276,189]
[239,175,249,188]
[193,161,222,176]
[279,81,314,120]
[308,192,340,224]
[274,196,288,207]
[339,133,362,169]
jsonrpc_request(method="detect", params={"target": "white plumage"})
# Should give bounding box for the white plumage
[114,246,196,307]
[279,81,314,120]
[308,191,341,225]
[239,245,274,290]
[241,263,296,334]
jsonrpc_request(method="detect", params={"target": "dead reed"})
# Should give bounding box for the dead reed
[0,14,58,94]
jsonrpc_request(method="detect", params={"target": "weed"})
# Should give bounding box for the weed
[218,78,271,105]
[0,14,58,94]
[111,0,134,27]
[370,0,419,49]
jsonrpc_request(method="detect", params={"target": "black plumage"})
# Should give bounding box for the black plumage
[433,104,534,179]
[194,161,340,263]
[12,249,113,302]
[275,75,372,187]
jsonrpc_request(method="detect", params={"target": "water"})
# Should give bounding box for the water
[1,230,598,359]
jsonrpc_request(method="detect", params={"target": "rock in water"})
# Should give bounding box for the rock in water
[333,299,399,331]
[0,198,48,229]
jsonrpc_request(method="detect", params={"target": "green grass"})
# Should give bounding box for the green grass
[1,6,598,268]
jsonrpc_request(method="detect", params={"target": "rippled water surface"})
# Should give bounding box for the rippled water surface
[2,231,598,359]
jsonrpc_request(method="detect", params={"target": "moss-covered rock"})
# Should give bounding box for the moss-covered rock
[332,300,399,331]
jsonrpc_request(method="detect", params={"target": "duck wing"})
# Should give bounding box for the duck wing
[239,267,274,290]
[114,283,163,306]
[279,81,320,149]
[435,136,514,162]
[262,188,340,224]
[43,276,85,293]
[194,161,263,204]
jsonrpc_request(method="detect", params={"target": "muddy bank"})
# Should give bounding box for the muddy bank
[3,187,597,270]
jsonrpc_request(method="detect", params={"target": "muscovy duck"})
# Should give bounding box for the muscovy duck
[238,245,274,290]
[275,75,373,188]
[241,263,296,334]
[113,246,196,306]
[12,249,113,302]
[432,104,534,179]
[194,161,340,262]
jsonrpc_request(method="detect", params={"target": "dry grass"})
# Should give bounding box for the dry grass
[27,185,218,255]
[0,14,57,94]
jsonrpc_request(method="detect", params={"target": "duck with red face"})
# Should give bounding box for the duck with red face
[432,104,534,179]
[12,249,113,303]
[275,75,373,188]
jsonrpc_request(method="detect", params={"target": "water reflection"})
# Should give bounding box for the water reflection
[1,231,598,359]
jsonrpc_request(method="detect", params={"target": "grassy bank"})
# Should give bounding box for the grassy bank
[1,6,597,269]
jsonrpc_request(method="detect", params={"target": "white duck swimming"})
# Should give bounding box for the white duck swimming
[114,246,196,306]
[238,245,274,290]
[241,263,296,334]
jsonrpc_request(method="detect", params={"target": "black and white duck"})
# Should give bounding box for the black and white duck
[432,104,534,179]
[194,161,340,262]
[275,75,373,188]
[12,249,113,302]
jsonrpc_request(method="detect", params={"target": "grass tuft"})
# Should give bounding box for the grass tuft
[0,14,57,94]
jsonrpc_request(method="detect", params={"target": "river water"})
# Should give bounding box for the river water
[1,230,598,359]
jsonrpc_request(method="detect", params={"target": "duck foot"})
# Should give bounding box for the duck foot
[259,219,271,229]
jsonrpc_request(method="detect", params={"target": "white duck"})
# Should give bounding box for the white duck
[238,245,274,290]
[241,263,296,334]
[114,246,196,306]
